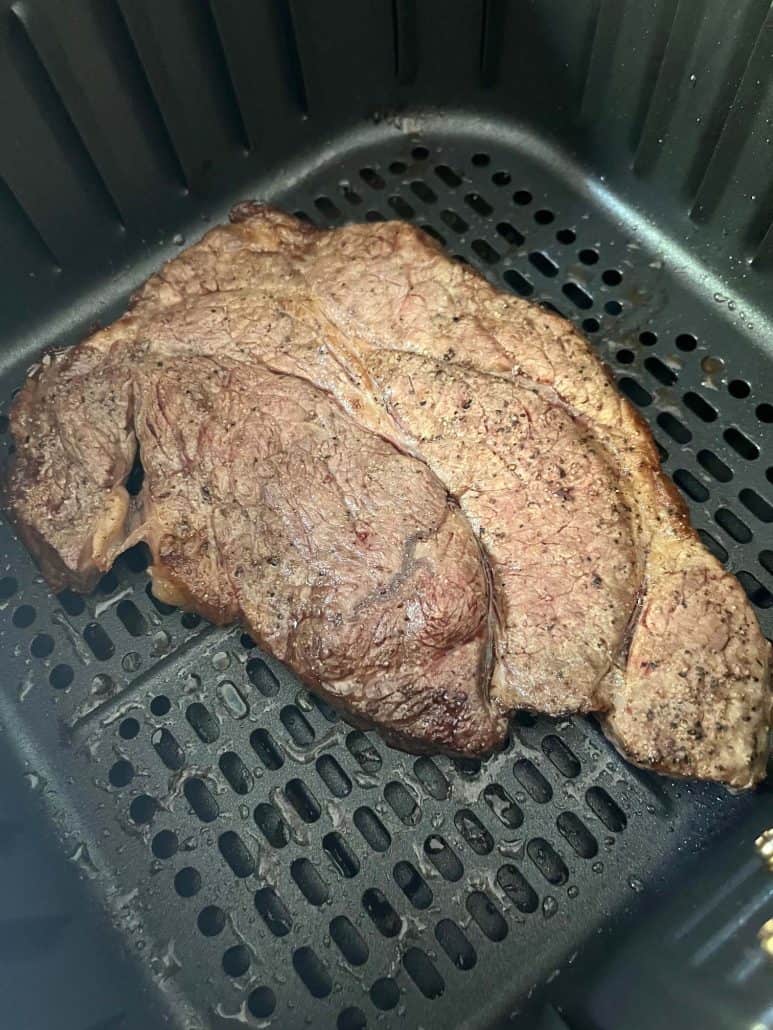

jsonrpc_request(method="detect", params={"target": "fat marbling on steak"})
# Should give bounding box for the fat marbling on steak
[5,205,770,783]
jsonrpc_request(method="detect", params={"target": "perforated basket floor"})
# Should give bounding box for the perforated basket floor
[0,129,770,1030]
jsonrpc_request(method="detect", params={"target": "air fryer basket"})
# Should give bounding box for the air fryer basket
[0,2,771,1029]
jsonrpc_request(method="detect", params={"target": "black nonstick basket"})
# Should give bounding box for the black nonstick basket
[0,2,772,1028]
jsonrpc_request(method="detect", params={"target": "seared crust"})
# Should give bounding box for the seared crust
[4,205,769,783]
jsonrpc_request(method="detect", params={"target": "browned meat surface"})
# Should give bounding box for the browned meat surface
[5,205,770,782]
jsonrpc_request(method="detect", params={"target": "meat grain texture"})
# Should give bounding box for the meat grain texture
[6,205,770,785]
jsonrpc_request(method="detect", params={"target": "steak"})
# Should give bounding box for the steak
[5,205,770,783]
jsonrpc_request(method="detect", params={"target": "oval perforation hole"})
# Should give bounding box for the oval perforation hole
[435,164,462,187]
[246,657,279,696]
[420,224,445,245]
[724,427,759,460]
[118,717,139,739]
[280,705,315,747]
[151,728,185,770]
[346,731,382,773]
[384,780,420,825]
[30,633,53,658]
[440,209,468,233]
[410,180,437,203]
[353,806,391,852]
[413,757,450,799]
[557,811,598,858]
[676,333,697,351]
[562,281,593,309]
[453,755,481,777]
[0,576,17,601]
[309,694,338,722]
[739,488,773,523]
[644,355,677,386]
[503,268,533,296]
[715,507,752,543]
[98,571,118,595]
[370,977,399,1011]
[362,888,402,937]
[541,735,580,778]
[393,860,433,909]
[388,195,414,219]
[529,251,558,277]
[757,403,773,423]
[250,728,284,770]
[496,221,524,246]
[255,886,292,937]
[497,864,539,912]
[585,786,627,831]
[359,167,385,189]
[657,412,692,444]
[454,809,494,854]
[151,829,177,859]
[697,449,732,482]
[197,905,225,937]
[314,196,341,220]
[186,703,219,743]
[737,571,773,608]
[50,664,73,690]
[471,239,500,263]
[247,987,276,1018]
[184,778,218,823]
[293,946,332,998]
[403,947,445,999]
[619,377,652,407]
[222,944,250,978]
[291,858,329,906]
[513,759,552,803]
[218,678,249,719]
[465,192,492,215]
[483,783,523,828]
[466,891,507,941]
[673,469,709,502]
[330,915,368,966]
[219,751,253,795]
[174,866,201,897]
[121,543,149,573]
[323,832,360,878]
[254,802,289,848]
[684,391,717,422]
[337,999,367,1024]
[109,759,133,788]
[129,794,157,825]
[218,831,254,878]
[116,600,148,637]
[58,590,83,615]
[436,918,476,970]
[150,694,170,716]
[83,622,114,660]
[285,778,321,822]
[424,835,463,881]
[698,529,728,563]
[315,754,352,797]
[340,183,362,205]
[527,837,568,884]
